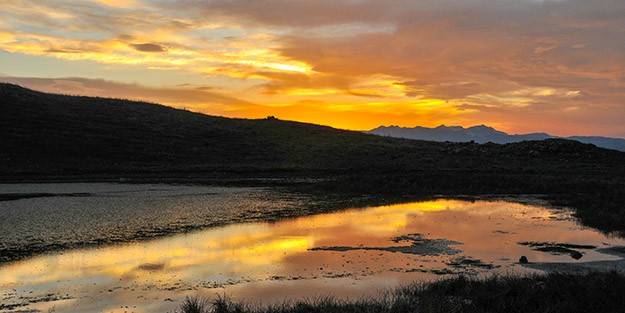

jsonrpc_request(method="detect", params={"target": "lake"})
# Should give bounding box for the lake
[1,183,625,312]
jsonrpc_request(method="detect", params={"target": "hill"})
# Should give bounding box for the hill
[2,82,621,177]
[368,125,625,151]
[568,136,625,152]
[2,83,625,234]
[0,83,431,175]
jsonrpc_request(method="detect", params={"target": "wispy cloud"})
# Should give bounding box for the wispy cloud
[0,76,252,109]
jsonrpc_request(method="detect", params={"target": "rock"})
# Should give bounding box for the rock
[570,251,583,260]
[519,256,529,264]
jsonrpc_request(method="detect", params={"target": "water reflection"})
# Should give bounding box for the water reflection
[2,199,625,313]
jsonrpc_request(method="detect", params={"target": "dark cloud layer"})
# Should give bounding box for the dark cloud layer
[130,43,166,53]
[165,0,625,103]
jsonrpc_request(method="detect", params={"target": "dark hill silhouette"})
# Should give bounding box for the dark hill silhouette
[3,83,625,235]
[368,125,625,151]
[1,82,623,177]
[0,83,426,175]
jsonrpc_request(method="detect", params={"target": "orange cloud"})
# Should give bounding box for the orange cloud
[2,0,625,137]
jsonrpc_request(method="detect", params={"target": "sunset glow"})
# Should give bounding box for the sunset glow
[1,0,625,136]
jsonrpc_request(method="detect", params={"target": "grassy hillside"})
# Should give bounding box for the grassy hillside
[1,83,623,176]
[0,83,448,175]
[2,83,625,234]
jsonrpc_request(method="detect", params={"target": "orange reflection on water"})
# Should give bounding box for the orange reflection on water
[0,225,313,287]
[293,200,453,236]
[2,199,625,313]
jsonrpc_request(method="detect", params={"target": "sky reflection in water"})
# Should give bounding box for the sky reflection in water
[2,199,625,313]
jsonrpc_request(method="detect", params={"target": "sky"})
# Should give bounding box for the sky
[1,0,625,137]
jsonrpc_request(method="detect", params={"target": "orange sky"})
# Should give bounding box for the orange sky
[1,0,625,137]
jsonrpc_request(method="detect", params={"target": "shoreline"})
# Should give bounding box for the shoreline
[171,270,625,313]
[523,247,625,274]
[0,182,563,265]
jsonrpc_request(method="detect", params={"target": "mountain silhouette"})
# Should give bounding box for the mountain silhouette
[1,83,622,178]
[368,125,625,152]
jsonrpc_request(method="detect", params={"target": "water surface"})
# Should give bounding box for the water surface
[0,183,308,263]
[1,185,625,312]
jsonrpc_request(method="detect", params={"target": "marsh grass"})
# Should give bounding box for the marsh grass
[177,271,625,313]
[178,296,212,313]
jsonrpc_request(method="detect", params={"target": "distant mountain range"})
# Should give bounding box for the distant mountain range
[368,125,625,152]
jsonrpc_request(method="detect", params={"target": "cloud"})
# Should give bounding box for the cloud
[2,0,625,136]
[158,0,393,28]
[265,1,625,117]
[0,76,252,109]
[130,43,166,53]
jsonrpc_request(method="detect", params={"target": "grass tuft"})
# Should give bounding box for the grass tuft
[178,296,211,313]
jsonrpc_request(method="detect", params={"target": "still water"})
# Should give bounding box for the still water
[1,184,625,312]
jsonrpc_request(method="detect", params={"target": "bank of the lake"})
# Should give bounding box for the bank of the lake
[175,271,625,313]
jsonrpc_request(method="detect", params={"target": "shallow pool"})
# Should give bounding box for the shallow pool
[1,185,624,312]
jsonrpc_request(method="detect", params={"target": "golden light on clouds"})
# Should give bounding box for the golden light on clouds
[1,0,625,136]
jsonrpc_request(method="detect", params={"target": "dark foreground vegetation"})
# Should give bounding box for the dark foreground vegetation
[2,82,625,236]
[175,271,625,313]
